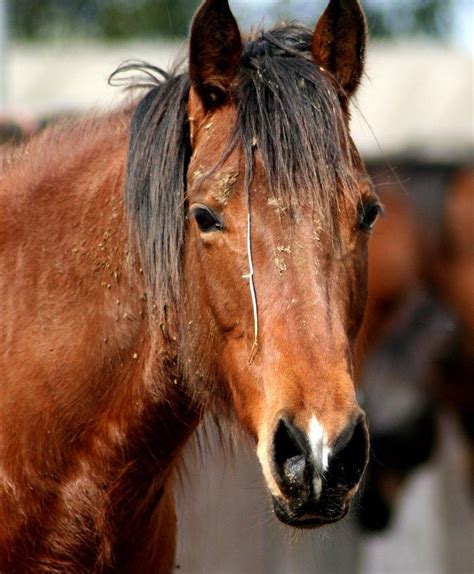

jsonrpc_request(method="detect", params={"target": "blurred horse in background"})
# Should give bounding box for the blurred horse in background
[356,167,474,530]
[0,115,39,145]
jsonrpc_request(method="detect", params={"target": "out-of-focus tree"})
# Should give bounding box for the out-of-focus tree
[11,0,455,40]
[11,0,199,40]
[360,0,454,39]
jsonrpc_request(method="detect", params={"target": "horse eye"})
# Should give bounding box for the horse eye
[192,206,223,233]
[358,201,383,232]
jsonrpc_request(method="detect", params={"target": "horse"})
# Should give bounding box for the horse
[431,168,474,453]
[0,0,380,571]
[355,167,474,530]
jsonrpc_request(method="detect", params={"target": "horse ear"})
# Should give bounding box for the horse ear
[312,0,367,98]
[189,0,243,110]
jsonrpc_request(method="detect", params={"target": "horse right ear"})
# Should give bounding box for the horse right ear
[189,0,243,111]
[312,0,367,98]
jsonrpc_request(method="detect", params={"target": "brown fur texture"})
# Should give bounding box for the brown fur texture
[0,1,375,571]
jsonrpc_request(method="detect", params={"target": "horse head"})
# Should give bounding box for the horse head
[128,0,381,529]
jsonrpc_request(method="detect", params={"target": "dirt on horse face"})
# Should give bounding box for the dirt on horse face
[0,0,379,570]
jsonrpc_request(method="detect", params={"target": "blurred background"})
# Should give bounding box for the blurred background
[1,1,472,573]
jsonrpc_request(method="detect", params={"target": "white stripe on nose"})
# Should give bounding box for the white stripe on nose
[308,416,330,499]
[308,415,330,499]
[308,415,331,473]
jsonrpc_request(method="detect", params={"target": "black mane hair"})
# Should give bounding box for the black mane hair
[116,23,360,312]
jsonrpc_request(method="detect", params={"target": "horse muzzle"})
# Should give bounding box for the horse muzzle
[269,412,369,528]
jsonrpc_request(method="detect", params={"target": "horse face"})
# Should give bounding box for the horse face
[184,0,376,528]
[184,109,380,527]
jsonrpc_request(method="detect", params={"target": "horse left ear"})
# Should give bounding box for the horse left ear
[312,0,367,98]
[189,0,243,110]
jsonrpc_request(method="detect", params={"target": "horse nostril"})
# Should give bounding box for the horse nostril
[272,415,310,495]
[328,415,369,489]
[282,454,306,491]
[271,413,369,503]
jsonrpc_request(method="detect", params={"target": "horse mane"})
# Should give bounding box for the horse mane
[117,23,361,312]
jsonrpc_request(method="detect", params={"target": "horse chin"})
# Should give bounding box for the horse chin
[271,495,349,530]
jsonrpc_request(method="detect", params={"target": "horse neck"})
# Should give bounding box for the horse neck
[0,110,200,516]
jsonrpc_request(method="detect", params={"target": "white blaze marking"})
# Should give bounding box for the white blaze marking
[308,416,331,473]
